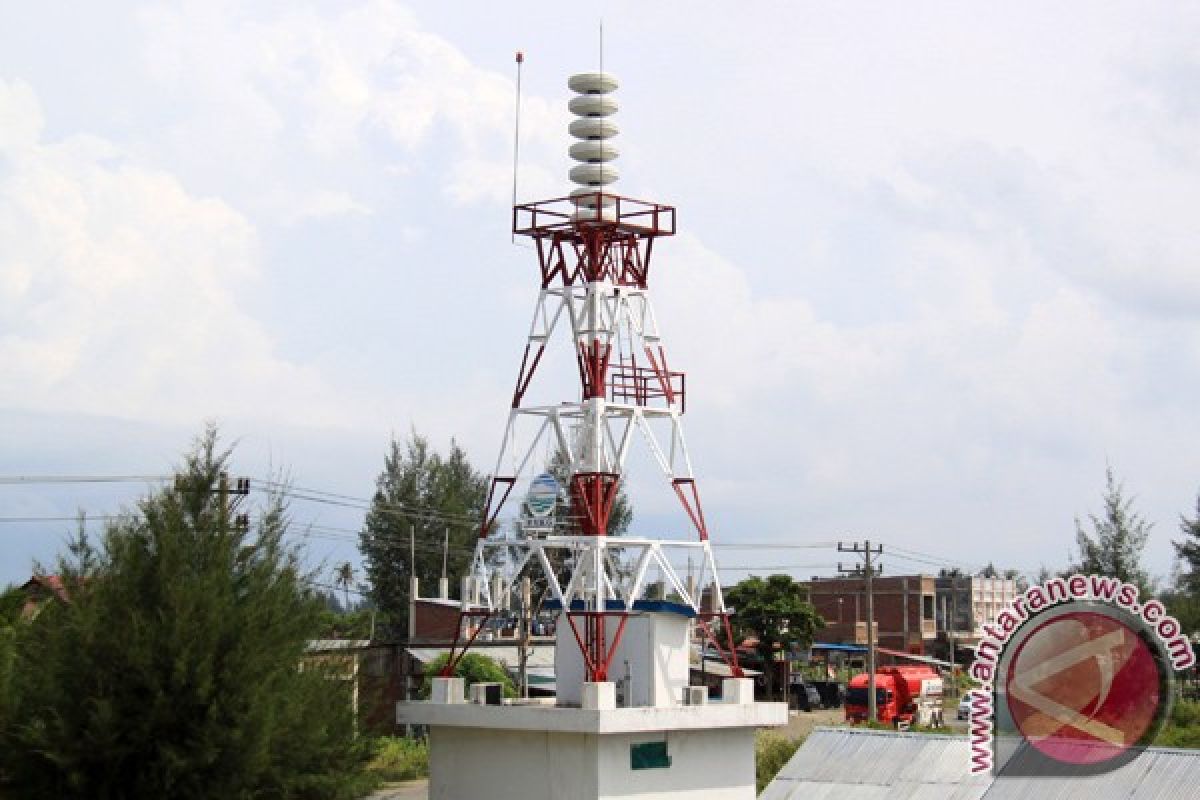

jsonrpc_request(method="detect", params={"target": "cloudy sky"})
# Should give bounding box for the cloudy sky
[2,1,1199,591]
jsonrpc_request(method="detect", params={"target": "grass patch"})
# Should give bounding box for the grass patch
[755,731,804,794]
[838,719,957,735]
[1155,700,1200,749]
[367,736,429,782]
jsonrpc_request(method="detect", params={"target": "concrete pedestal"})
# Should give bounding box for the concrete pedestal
[398,679,786,800]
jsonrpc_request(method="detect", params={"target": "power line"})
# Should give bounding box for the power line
[0,475,172,485]
[0,516,119,524]
[884,544,983,572]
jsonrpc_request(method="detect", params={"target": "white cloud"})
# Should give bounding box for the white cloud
[134,0,568,218]
[4,2,1200,586]
[0,79,349,427]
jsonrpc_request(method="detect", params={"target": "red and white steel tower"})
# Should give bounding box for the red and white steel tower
[441,70,742,687]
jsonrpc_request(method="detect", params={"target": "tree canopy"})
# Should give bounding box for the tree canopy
[359,432,488,640]
[725,574,824,699]
[0,428,371,799]
[1072,467,1153,596]
[418,652,516,699]
[1174,492,1200,595]
[1164,490,1200,636]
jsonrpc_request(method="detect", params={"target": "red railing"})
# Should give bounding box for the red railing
[513,193,676,238]
[608,363,686,411]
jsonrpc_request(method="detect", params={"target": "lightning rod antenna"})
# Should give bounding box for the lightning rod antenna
[511,50,524,244]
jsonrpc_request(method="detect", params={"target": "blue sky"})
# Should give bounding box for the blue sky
[2,2,1200,590]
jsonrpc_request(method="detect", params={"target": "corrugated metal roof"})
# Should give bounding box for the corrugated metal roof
[765,727,1200,800]
[761,728,991,800]
[980,743,1200,799]
[406,645,555,669]
[305,639,371,652]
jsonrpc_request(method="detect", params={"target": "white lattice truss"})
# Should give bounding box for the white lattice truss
[471,536,725,615]
[467,279,729,618]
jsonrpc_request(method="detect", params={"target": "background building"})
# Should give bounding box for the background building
[805,575,937,654]
[934,574,1019,662]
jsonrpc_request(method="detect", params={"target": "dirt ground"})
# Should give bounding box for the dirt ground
[778,707,846,739]
[778,700,969,740]
[367,780,428,800]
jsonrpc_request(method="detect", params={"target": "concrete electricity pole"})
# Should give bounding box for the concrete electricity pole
[838,540,883,724]
[177,471,249,530]
[518,576,532,698]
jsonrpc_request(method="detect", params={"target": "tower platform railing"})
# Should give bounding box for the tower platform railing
[513,193,676,238]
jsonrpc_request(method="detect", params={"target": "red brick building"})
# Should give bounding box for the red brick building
[804,574,937,654]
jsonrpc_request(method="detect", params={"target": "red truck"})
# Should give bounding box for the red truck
[844,666,944,727]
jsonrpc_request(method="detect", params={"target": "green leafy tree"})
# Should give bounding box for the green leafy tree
[419,652,516,699]
[0,428,372,799]
[1174,492,1200,595]
[315,607,375,640]
[725,574,824,700]
[0,584,21,729]
[359,432,488,640]
[1165,492,1200,636]
[1072,467,1153,597]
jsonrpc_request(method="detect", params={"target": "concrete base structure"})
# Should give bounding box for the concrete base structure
[399,679,786,800]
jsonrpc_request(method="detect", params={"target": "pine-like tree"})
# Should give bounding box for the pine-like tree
[359,433,487,639]
[1073,467,1153,596]
[1174,491,1200,595]
[0,428,371,799]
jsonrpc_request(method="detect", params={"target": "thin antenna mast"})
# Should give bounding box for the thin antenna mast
[511,51,524,244]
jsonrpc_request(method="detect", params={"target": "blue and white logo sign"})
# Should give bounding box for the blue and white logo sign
[526,473,559,517]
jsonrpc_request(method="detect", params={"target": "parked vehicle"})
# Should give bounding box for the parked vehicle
[957,696,971,720]
[808,680,845,709]
[844,666,943,727]
[790,683,823,712]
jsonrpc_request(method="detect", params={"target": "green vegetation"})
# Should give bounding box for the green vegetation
[726,574,824,699]
[755,731,804,793]
[1072,467,1153,596]
[0,429,374,799]
[0,585,19,728]
[316,606,375,640]
[366,737,429,782]
[1166,494,1200,636]
[359,432,488,640]
[419,652,516,699]
[1155,700,1200,749]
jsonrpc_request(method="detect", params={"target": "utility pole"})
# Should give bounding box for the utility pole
[178,471,249,530]
[518,576,532,698]
[442,526,449,581]
[839,539,883,724]
[409,524,416,579]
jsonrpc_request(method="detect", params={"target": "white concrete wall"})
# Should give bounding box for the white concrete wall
[428,727,598,800]
[556,611,691,708]
[427,724,756,800]
[556,615,587,706]
[598,728,756,799]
